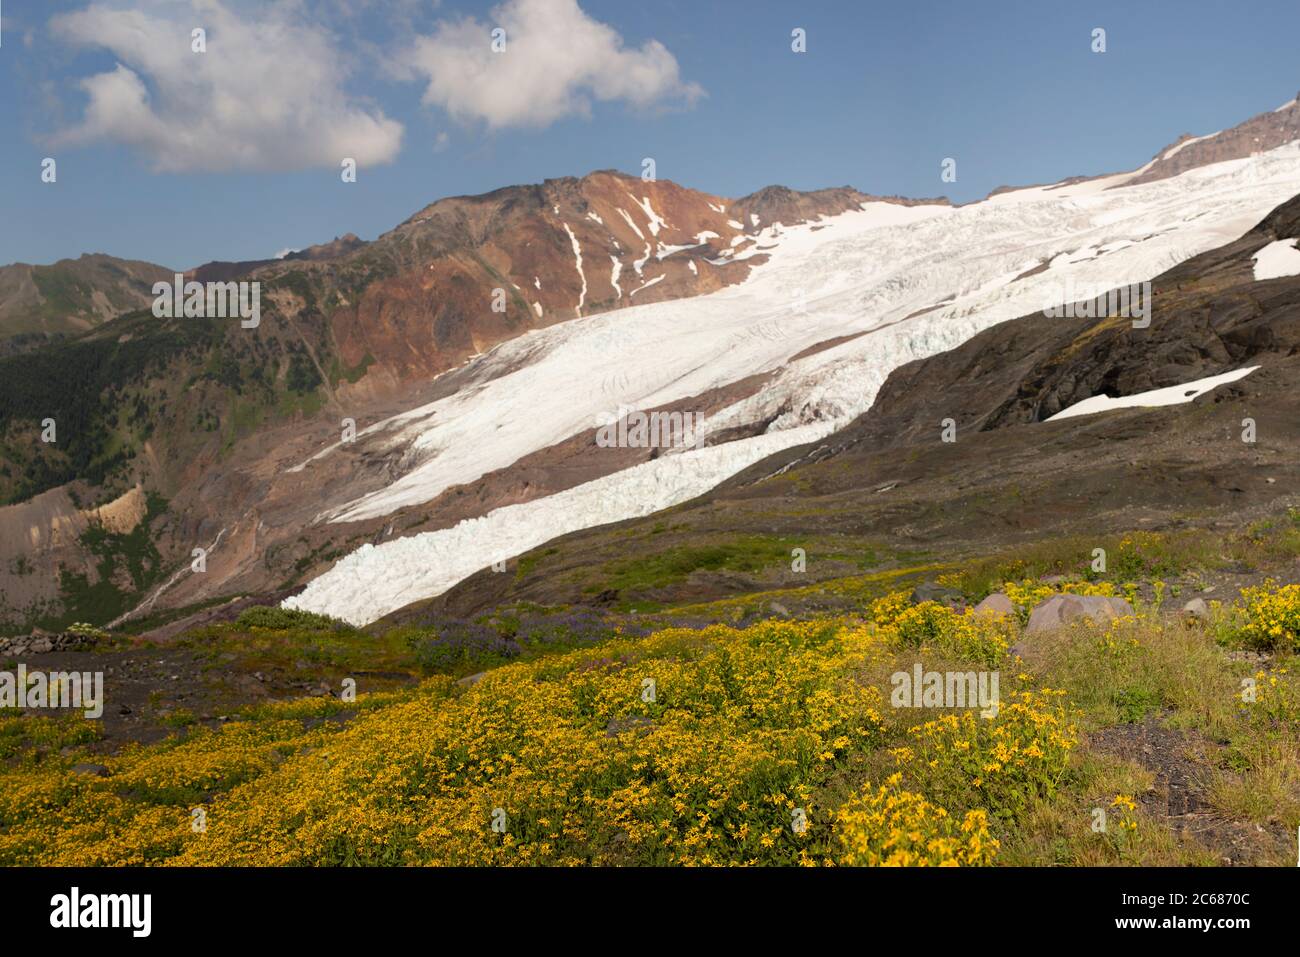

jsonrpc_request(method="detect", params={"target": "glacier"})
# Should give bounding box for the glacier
[287,143,1300,625]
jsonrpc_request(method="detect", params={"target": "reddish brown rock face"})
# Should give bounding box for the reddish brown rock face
[330,171,759,382]
[323,170,949,386]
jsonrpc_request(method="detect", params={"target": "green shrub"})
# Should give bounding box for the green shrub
[234,606,346,632]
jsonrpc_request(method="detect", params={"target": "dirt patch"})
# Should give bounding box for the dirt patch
[787,331,871,362]
[82,485,147,534]
[1087,716,1291,864]
[3,642,414,756]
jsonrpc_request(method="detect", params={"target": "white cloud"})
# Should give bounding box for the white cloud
[49,1,403,173]
[397,0,703,129]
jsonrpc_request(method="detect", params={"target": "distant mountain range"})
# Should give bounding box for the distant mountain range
[0,254,173,349]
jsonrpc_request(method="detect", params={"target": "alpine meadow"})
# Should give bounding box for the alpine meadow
[1,0,1298,941]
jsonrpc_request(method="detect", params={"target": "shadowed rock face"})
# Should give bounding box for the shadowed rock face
[825,192,1300,445]
[418,192,1300,618]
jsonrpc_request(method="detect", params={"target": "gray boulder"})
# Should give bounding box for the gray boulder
[972,592,1016,617]
[910,582,965,610]
[1025,594,1135,634]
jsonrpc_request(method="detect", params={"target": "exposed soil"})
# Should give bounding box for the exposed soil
[1088,716,1293,865]
[2,642,415,756]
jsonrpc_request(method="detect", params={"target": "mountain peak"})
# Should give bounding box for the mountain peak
[1124,88,1300,186]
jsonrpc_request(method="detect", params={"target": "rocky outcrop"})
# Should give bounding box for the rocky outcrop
[731,186,948,233]
[1024,595,1135,635]
[0,630,102,656]
[910,582,965,609]
[284,234,367,263]
[188,234,369,284]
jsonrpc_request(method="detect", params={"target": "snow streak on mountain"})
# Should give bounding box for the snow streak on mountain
[287,143,1300,625]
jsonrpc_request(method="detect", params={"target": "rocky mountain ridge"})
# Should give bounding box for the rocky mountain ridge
[0,254,173,342]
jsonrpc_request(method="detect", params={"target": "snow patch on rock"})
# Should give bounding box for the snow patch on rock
[628,194,667,236]
[630,275,664,298]
[562,223,586,316]
[609,256,622,298]
[1252,239,1300,280]
[616,208,644,240]
[1046,367,1260,421]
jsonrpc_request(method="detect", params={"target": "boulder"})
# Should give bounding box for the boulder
[972,592,1016,617]
[909,582,965,610]
[72,764,111,778]
[1025,594,1134,634]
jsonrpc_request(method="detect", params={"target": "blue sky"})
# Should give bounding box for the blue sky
[1,0,1298,269]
